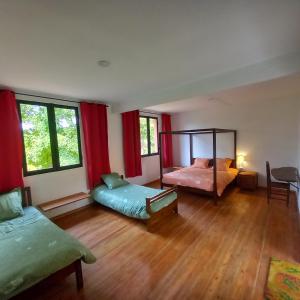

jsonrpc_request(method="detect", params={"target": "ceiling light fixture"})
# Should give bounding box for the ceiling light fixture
[97,60,111,67]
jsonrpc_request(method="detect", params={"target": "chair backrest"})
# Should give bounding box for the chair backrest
[266,161,271,188]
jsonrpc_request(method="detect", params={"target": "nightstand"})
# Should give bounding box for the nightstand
[237,171,258,190]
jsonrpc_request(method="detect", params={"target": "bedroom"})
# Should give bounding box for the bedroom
[1,1,300,299]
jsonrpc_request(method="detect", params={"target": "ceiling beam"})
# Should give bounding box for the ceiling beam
[113,51,300,113]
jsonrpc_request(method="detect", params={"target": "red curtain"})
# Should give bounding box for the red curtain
[122,110,142,177]
[80,102,111,190]
[161,114,173,168]
[0,90,24,192]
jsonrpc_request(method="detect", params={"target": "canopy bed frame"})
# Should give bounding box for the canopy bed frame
[159,128,237,204]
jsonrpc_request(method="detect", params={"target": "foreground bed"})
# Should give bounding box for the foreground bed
[91,183,178,230]
[0,188,96,300]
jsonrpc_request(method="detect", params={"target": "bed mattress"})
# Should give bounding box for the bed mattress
[91,184,177,220]
[162,167,238,196]
[0,207,96,299]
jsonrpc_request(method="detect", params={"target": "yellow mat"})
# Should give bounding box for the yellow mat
[265,257,300,300]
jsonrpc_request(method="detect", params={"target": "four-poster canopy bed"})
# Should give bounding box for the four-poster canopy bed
[159,128,237,204]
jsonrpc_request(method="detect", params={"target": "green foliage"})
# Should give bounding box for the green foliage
[139,117,158,155]
[55,107,80,166]
[21,104,53,171]
[149,118,158,153]
[20,103,80,172]
[140,117,148,155]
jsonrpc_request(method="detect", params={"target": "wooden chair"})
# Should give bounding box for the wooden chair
[266,161,290,206]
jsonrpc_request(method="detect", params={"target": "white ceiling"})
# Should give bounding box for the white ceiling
[0,1,300,111]
[146,72,300,113]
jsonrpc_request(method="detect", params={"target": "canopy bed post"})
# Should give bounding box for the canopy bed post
[189,133,193,165]
[234,130,237,168]
[212,129,218,204]
[159,132,164,189]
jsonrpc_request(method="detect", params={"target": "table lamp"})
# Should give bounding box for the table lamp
[237,154,246,170]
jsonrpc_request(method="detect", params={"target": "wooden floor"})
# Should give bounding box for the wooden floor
[30,186,300,300]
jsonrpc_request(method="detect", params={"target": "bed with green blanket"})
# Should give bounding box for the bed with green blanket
[91,182,178,230]
[0,193,96,299]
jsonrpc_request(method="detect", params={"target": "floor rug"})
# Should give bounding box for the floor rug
[265,257,300,300]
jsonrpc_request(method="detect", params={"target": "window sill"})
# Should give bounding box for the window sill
[23,164,83,177]
[141,153,159,158]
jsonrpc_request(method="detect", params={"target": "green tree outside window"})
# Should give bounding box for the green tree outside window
[19,101,82,176]
[139,116,158,156]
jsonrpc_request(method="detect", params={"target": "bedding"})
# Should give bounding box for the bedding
[225,158,233,169]
[0,207,96,300]
[0,188,24,222]
[192,158,209,169]
[102,172,129,189]
[91,184,177,219]
[215,158,230,171]
[162,166,238,196]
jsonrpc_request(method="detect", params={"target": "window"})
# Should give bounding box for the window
[18,101,82,176]
[139,116,158,156]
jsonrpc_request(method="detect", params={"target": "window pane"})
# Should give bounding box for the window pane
[20,103,53,171]
[149,118,158,153]
[140,117,148,155]
[55,107,80,167]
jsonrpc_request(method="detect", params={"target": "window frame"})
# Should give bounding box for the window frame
[139,115,159,157]
[17,100,83,176]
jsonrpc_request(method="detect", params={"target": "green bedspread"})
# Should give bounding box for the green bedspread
[91,184,177,220]
[0,207,96,300]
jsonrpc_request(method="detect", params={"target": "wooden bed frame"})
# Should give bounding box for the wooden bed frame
[159,128,237,204]
[10,186,84,299]
[145,186,178,231]
[95,176,178,231]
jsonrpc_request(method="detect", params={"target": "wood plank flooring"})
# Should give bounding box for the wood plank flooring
[29,186,300,300]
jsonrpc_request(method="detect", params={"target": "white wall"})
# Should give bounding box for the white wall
[172,97,299,187]
[21,95,160,216]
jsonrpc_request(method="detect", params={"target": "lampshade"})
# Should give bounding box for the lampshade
[237,154,246,169]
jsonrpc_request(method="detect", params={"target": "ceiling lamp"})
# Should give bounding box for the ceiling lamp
[97,60,111,67]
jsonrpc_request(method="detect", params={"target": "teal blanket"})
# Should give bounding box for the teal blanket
[0,207,96,299]
[91,184,177,219]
